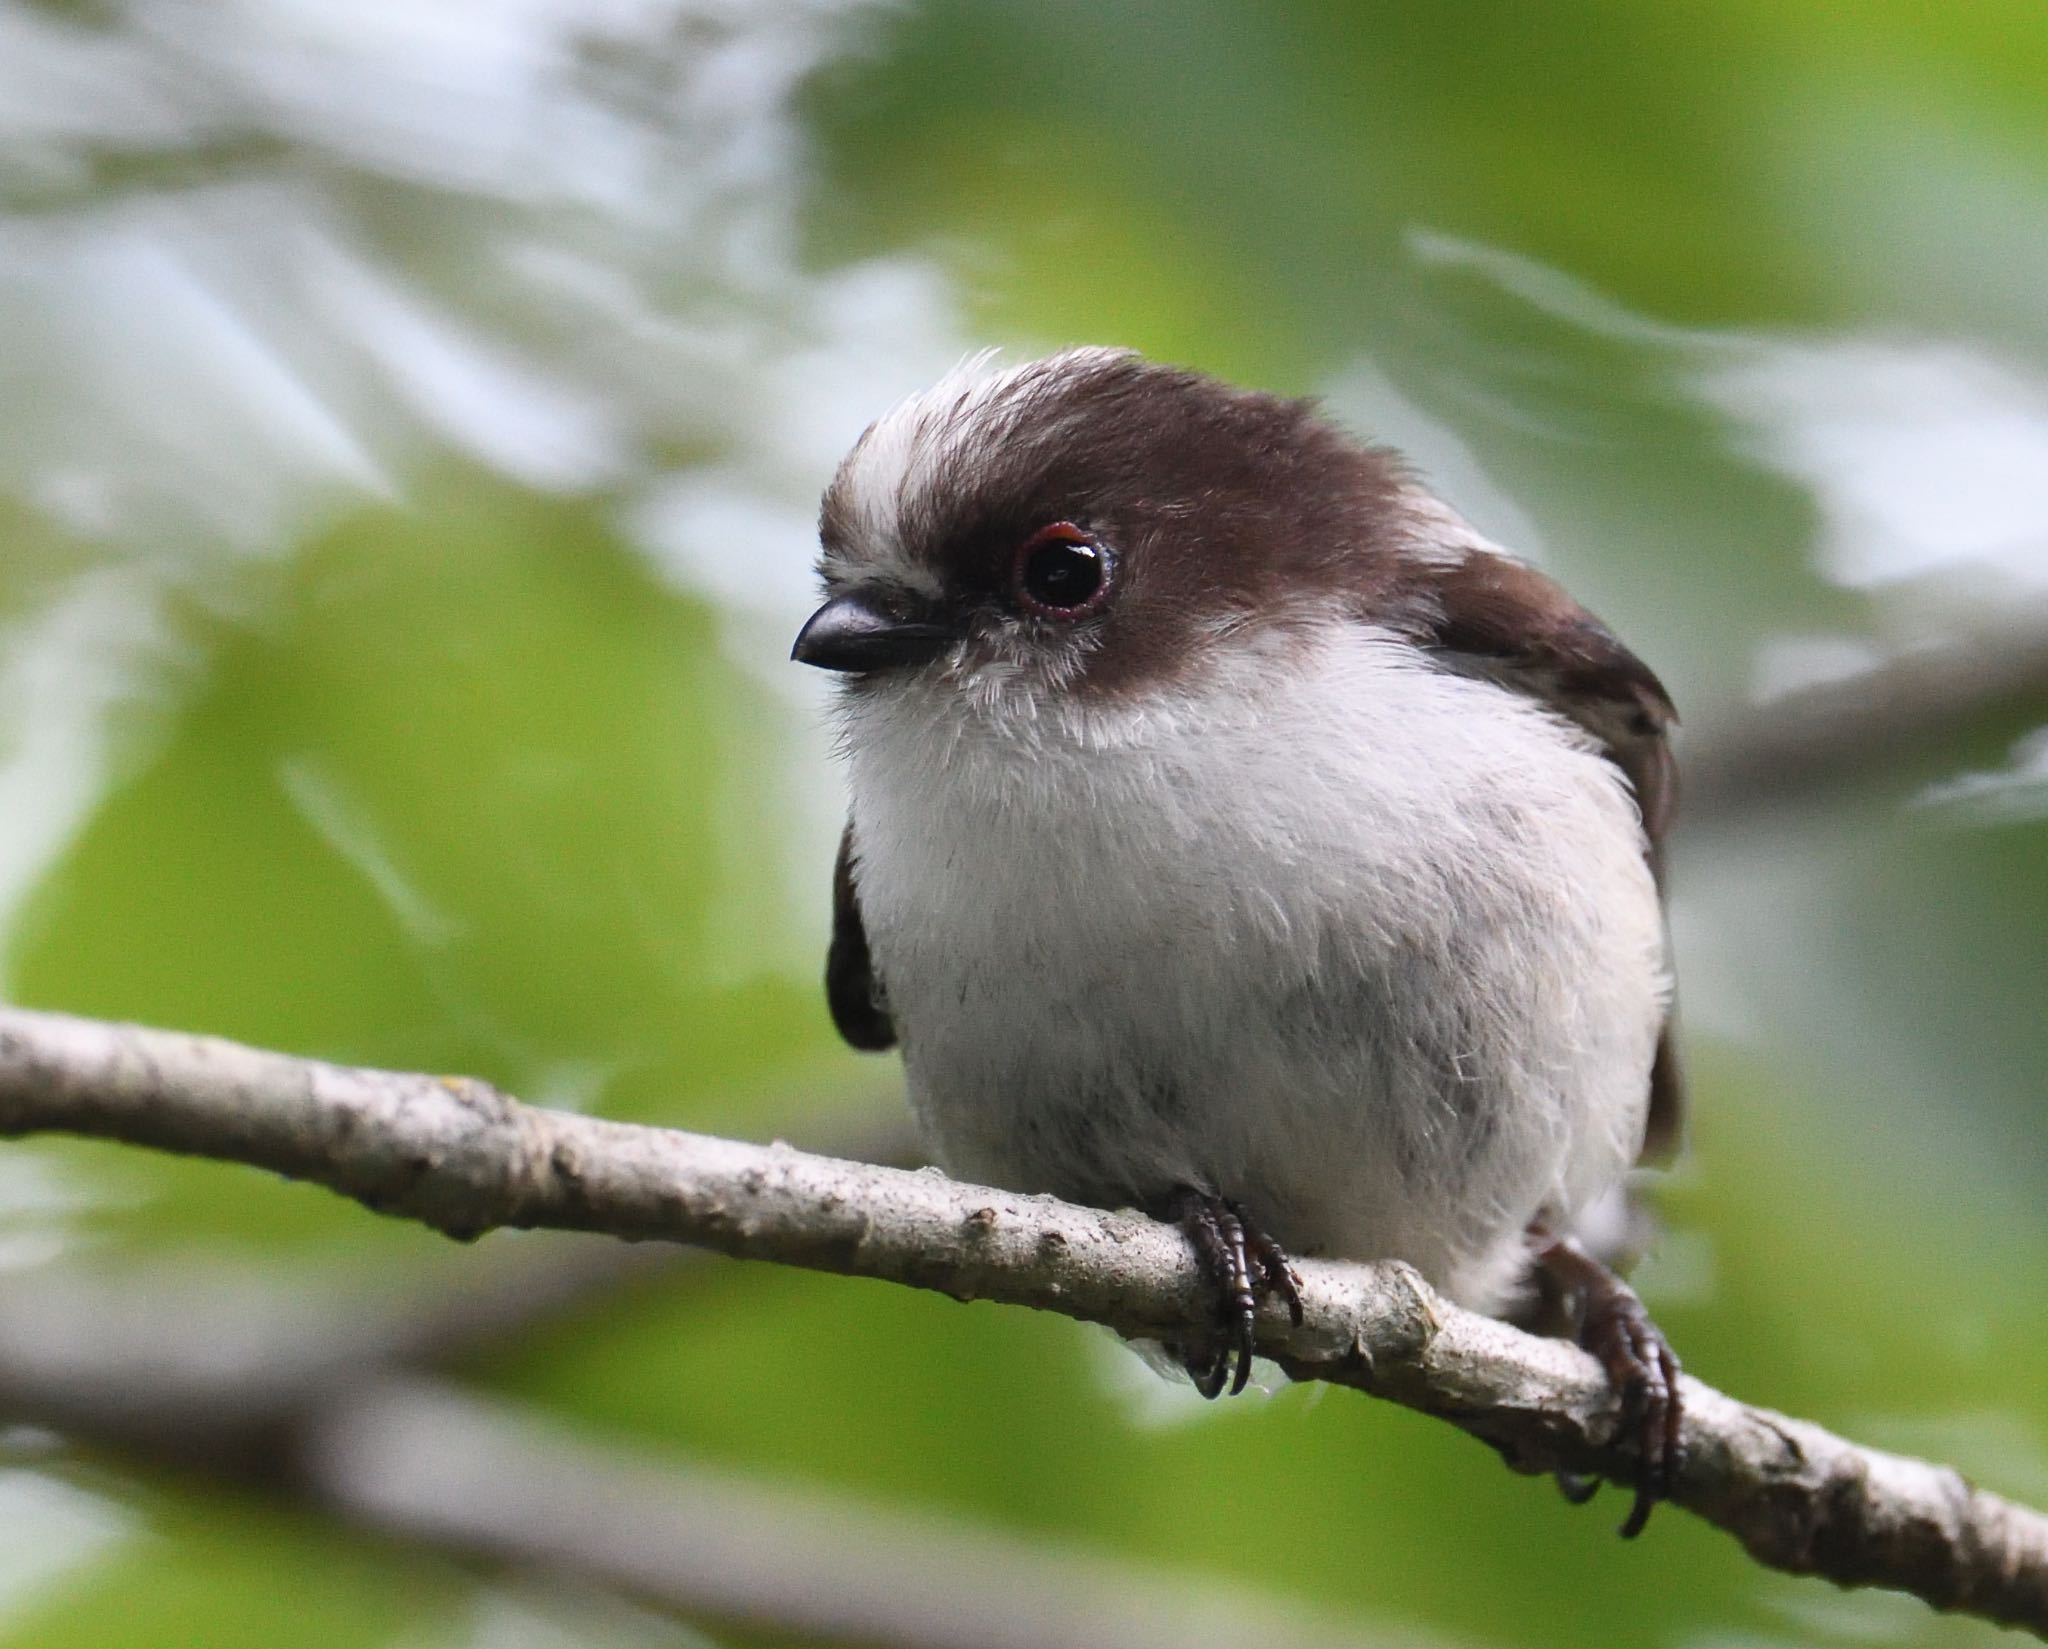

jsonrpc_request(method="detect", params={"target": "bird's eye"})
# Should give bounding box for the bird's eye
[1012,523,1110,618]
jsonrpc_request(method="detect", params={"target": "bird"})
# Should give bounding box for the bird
[792,347,1684,1533]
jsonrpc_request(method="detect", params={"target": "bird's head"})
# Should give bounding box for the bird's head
[794,349,1439,724]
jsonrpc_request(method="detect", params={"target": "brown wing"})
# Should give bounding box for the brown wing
[1418,548,1685,1164]
[827,820,897,1052]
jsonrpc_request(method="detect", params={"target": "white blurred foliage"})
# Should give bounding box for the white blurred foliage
[0,0,968,986]
[0,569,197,996]
[1410,229,2048,602]
[0,1469,136,1624]
[0,0,946,556]
[0,202,396,556]
[1702,341,2048,596]
[0,1147,115,1271]
[1744,633,1884,701]
[1919,726,2048,824]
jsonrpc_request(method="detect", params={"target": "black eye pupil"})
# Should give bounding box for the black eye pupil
[1023,542,1102,610]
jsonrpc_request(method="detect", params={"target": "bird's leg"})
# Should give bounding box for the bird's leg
[1532,1229,1683,1538]
[1168,1188,1305,1398]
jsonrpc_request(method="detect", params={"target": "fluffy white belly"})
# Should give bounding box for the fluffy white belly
[840,627,1666,1313]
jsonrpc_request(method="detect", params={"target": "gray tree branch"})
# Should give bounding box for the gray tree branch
[0,1267,1404,1649]
[312,1379,1423,1649]
[1684,614,2048,821]
[2,1004,2044,1637]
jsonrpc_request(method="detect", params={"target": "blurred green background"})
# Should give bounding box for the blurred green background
[1,2,2045,1646]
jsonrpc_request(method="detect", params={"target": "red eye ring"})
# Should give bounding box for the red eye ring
[1012,522,1111,618]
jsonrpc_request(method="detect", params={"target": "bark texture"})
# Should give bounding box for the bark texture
[1,1004,2043,1637]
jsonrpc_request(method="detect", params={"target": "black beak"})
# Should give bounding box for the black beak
[791,590,959,673]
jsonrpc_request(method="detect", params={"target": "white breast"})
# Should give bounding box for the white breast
[837,624,1667,1314]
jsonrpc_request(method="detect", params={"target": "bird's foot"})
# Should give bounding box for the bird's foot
[1168,1188,1305,1398]
[1534,1231,1683,1538]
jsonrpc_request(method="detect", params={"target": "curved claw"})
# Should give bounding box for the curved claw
[1170,1189,1299,1399]
[1535,1232,1685,1538]
[1614,1331,1683,1537]
[1554,1469,1603,1506]
[1189,1339,1230,1401]
[1244,1207,1305,1330]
